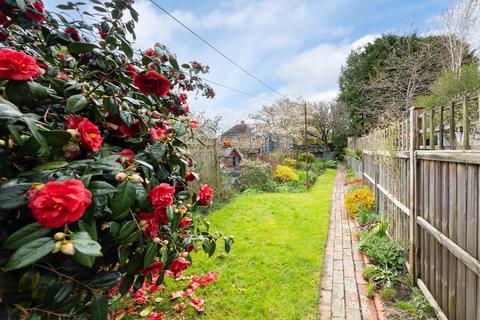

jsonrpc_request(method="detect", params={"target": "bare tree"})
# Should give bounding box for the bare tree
[364,35,445,127]
[307,101,334,148]
[440,0,480,73]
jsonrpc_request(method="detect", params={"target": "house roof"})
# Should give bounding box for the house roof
[221,120,252,137]
[219,146,242,159]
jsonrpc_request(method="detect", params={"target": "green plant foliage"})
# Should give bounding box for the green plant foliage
[416,63,480,109]
[367,283,376,299]
[362,265,400,288]
[281,157,297,167]
[359,234,405,271]
[298,152,315,163]
[357,207,379,225]
[379,286,396,301]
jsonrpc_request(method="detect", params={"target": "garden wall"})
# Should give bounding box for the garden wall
[348,94,480,320]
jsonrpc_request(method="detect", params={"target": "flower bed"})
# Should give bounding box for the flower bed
[0,1,231,319]
[345,181,437,319]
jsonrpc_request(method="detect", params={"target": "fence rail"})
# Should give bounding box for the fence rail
[348,97,480,320]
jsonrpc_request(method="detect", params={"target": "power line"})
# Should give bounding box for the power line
[199,77,275,103]
[149,0,285,98]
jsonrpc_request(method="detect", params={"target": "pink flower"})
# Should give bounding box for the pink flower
[204,271,217,283]
[197,184,213,206]
[190,297,205,312]
[147,312,165,320]
[142,261,164,276]
[188,119,199,128]
[168,257,191,275]
[171,290,184,299]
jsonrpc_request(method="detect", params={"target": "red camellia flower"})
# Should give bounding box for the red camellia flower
[125,64,138,77]
[133,71,171,97]
[65,26,80,41]
[149,127,170,142]
[149,183,174,208]
[67,116,103,152]
[0,49,42,80]
[25,0,46,22]
[119,120,140,137]
[138,212,159,238]
[144,48,156,57]
[178,217,192,228]
[197,184,213,206]
[184,171,198,182]
[28,180,92,228]
[0,12,9,26]
[142,261,164,276]
[153,207,169,225]
[168,257,190,275]
[188,119,199,129]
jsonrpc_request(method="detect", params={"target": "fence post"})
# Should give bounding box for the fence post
[409,107,420,282]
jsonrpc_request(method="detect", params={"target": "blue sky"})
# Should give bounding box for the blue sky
[49,0,449,128]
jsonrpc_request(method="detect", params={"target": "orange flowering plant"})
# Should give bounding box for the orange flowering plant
[0,0,232,319]
[344,185,375,217]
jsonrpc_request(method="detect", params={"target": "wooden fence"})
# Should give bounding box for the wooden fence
[187,139,221,191]
[348,94,480,320]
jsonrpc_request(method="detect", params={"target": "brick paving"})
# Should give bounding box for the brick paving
[319,166,378,320]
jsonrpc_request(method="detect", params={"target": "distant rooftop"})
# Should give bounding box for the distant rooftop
[222,120,253,137]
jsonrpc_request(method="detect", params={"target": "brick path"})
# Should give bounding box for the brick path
[319,166,378,320]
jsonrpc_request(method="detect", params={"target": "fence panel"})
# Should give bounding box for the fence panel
[347,98,480,320]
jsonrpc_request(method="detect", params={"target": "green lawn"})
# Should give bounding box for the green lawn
[187,169,336,320]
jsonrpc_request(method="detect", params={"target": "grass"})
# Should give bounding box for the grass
[186,169,336,320]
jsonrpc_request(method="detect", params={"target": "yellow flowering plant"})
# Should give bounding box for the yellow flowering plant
[345,185,375,217]
[273,165,299,182]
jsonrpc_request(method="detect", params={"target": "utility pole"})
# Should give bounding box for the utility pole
[304,102,309,191]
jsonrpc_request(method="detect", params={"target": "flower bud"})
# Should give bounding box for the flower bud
[67,129,79,138]
[63,141,80,159]
[53,232,65,241]
[61,241,75,256]
[179,207,187,215]
[129,174,144,184]
[162,240,169,245]
[174,209,179,214]
[153,237,161,243]
[181,251,188,258]
[52,241,62,253]
[115,172,127,182]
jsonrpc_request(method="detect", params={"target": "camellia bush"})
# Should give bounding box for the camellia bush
[0,0,233,319]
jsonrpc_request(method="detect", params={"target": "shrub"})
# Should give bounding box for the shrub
[324,160,338,168]
[274,165,299,182]
[359,234,405,271]
[0,1,231,318]
[298,152,315,163]
[367,283,376,298]
[282,157,297,167]
[237,159,273,191]
[345,185,375,217]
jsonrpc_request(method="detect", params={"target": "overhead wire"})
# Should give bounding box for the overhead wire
[149,0,285,98]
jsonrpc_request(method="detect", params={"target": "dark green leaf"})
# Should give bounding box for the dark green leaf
[71,232,102,257]
[25,119,49,156]
[115,220,136,241]
[79,219,97,240]
[110,181,136,215]
[66,94,88,113]
[68,42,99,54]
[3,223,51,250]
[143,242,157,267]
[0,182,30,210]
[5,237,54,271]
[90,294,108,320]
[89,271,121,289]
[74,250,95,268]
[119,37,133,59]
[88,181,117,196]
[39,130,71,148]
[0,103,23,119]
[176,190,190,200]
[119,274,134,294]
